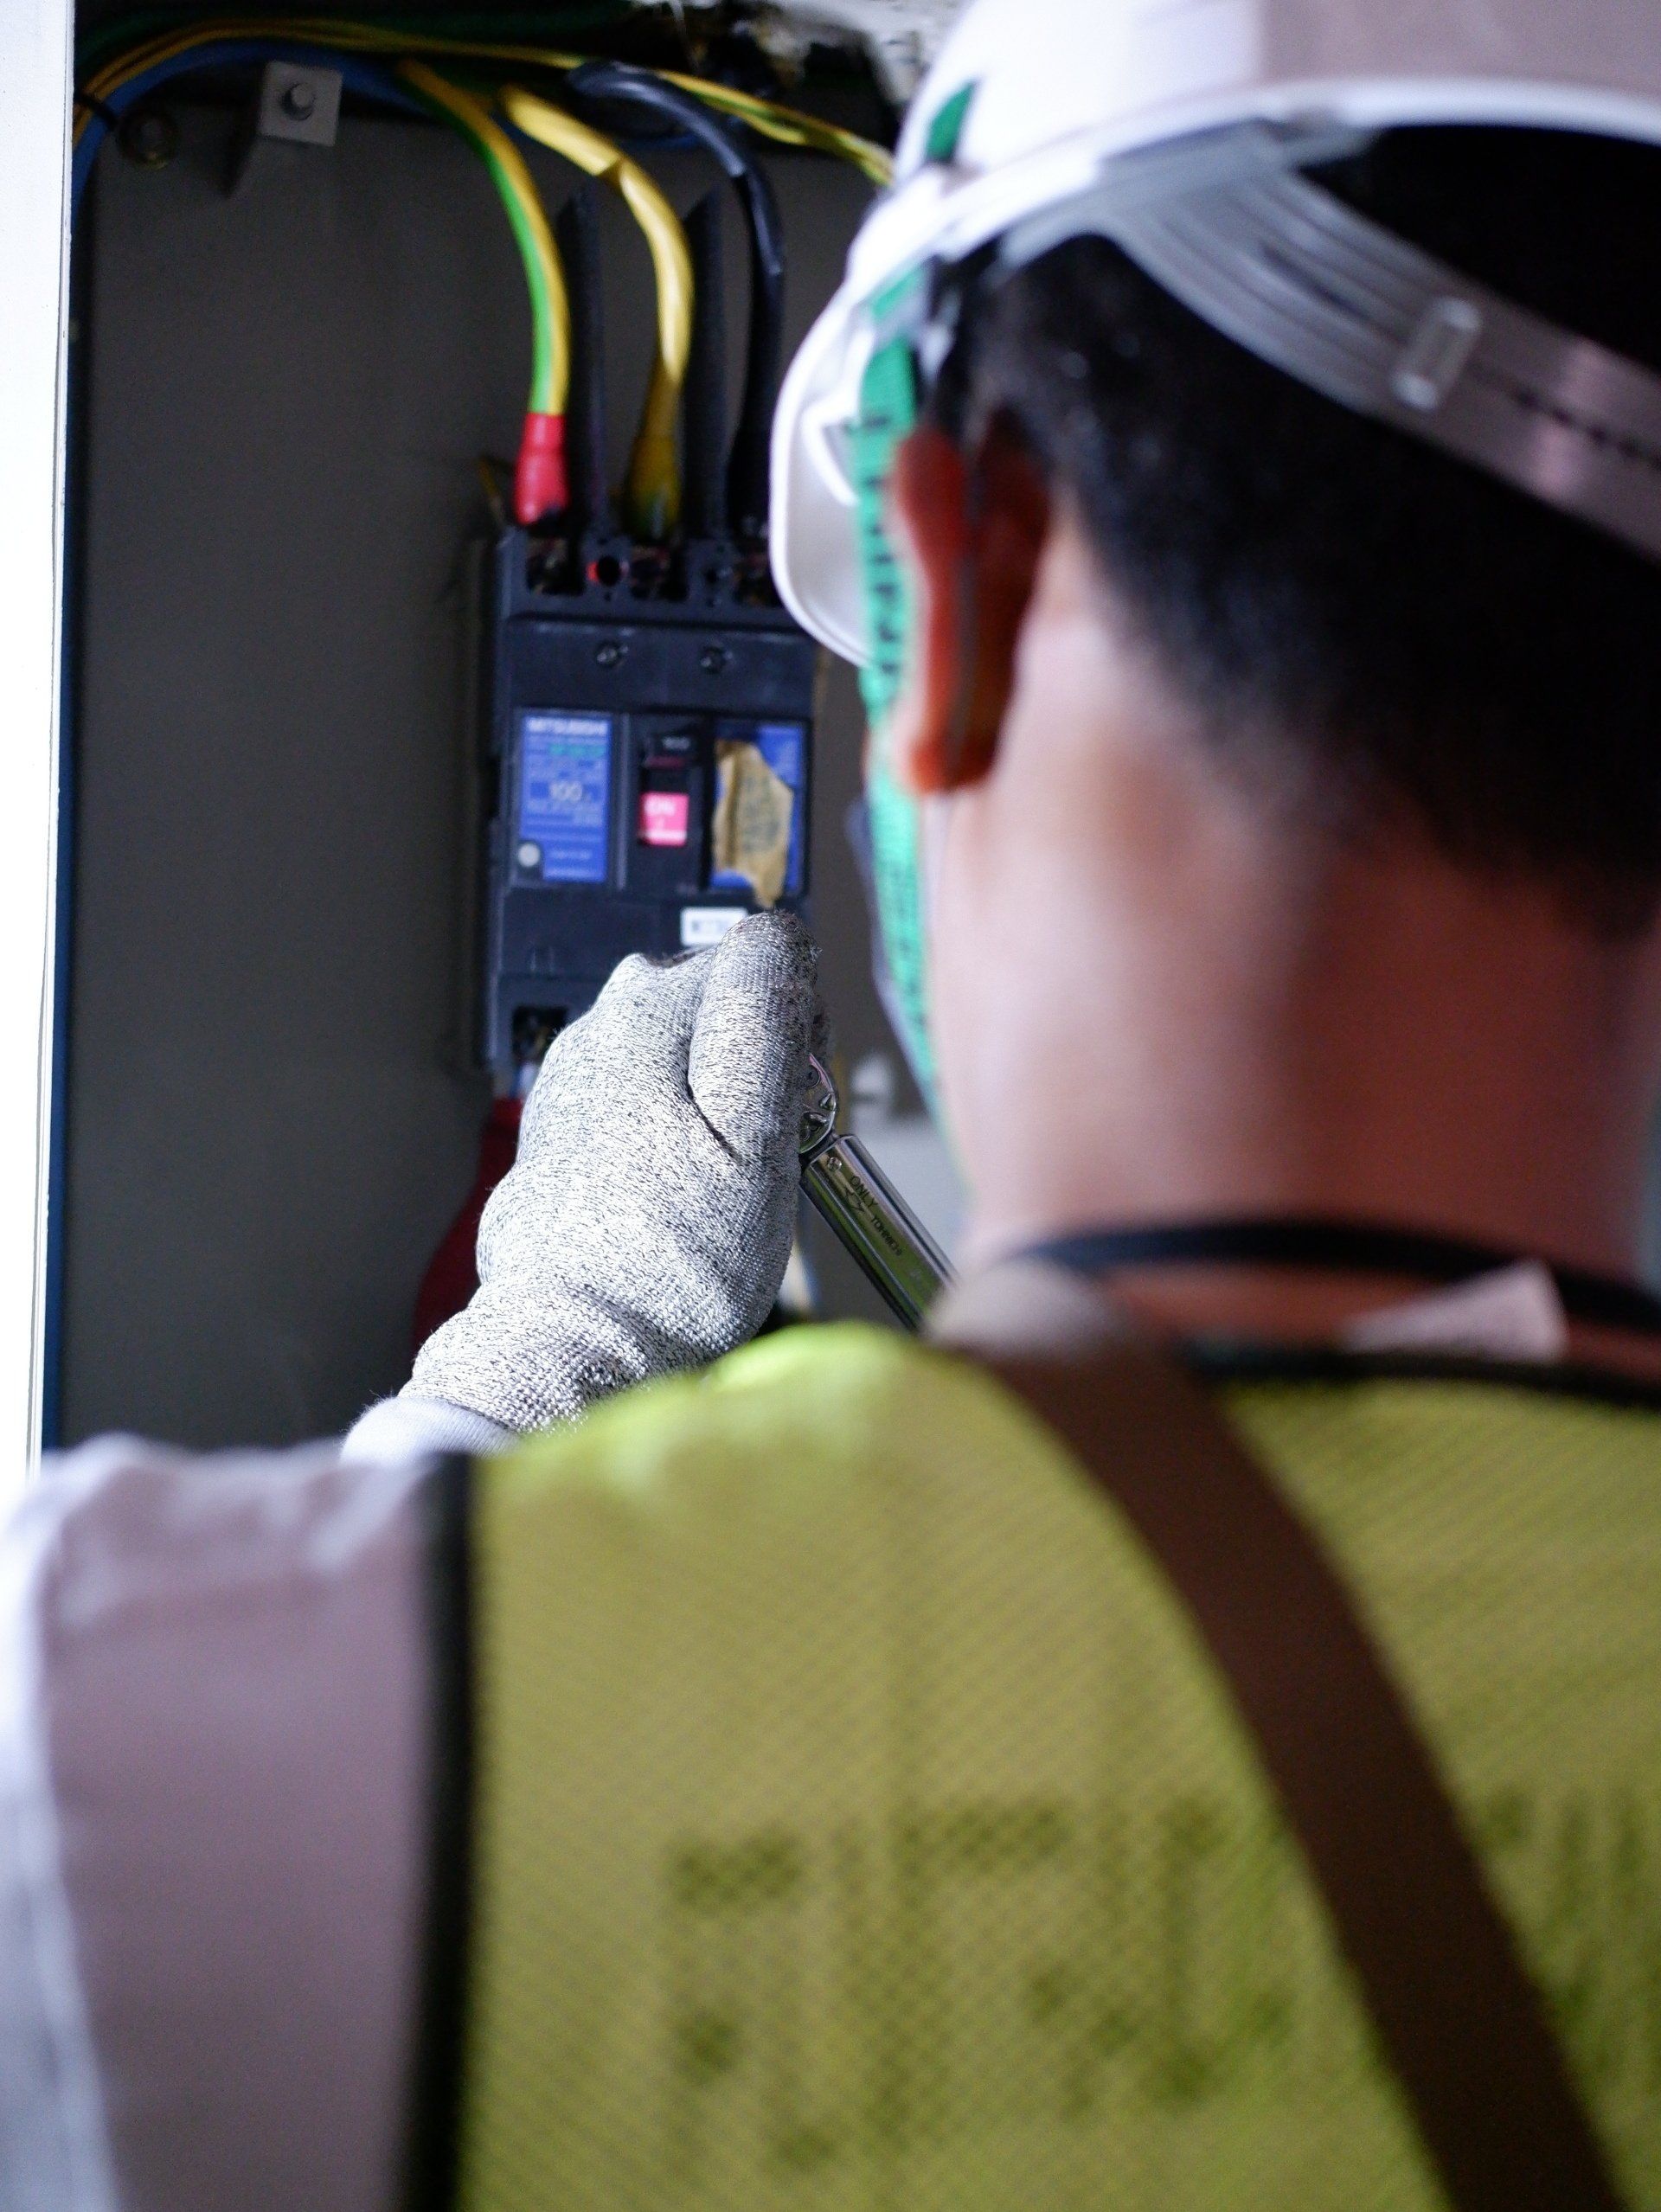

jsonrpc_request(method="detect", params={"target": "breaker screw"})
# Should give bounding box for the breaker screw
[594,641,625,669]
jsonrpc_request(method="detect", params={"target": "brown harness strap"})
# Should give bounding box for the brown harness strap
[988,1335,1628,2212]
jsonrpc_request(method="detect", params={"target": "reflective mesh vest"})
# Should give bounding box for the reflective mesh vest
[451,1324,1661,2210]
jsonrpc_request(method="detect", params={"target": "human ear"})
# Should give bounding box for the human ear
[886,419,1050,796]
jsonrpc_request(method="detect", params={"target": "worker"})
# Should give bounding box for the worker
[10,0,1661,2206]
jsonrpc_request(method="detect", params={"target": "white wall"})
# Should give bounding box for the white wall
[0,2,73,1491]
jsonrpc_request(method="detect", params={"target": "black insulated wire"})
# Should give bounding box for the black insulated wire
[556,184,613,537]
[680,191,729,538]
[74,90,121,130]
[568,60,785,542]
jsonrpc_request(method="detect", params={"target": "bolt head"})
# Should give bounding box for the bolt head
[281,80,317,119]
[119,105,180,169]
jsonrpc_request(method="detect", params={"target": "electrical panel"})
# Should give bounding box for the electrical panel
[64,22,889,1413]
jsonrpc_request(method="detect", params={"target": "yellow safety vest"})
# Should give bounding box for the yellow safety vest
[456,1324,1661,2210]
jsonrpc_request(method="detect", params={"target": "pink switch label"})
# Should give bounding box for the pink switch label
[639,791,690,847]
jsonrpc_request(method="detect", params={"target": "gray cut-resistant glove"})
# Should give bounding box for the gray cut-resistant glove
[407,910,825,1432]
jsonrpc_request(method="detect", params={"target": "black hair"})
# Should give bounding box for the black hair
[952,127,1661,933]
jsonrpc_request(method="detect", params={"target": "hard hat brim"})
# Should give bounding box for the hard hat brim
[773,70,1661,665]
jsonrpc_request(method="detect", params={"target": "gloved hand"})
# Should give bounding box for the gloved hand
[407,909,824,1431]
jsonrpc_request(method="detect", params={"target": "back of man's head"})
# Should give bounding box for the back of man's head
[950,126,1661,936]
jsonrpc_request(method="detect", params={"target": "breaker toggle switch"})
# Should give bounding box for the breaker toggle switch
[635,724,698,852]
[638,789,690,847]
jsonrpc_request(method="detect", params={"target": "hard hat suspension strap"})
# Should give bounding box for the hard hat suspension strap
[995,122,1661,566]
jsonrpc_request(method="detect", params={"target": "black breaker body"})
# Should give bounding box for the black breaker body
[480,529,820,1080]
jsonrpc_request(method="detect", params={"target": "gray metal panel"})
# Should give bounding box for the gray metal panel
[65,103,893,1447]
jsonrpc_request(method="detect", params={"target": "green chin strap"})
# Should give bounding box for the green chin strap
[845,84,982,1112]
[851,276,936,1105]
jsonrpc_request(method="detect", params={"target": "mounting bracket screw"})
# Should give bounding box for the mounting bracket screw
[699,646,730,675]
[594,641,626,669]
[120,106,180,169]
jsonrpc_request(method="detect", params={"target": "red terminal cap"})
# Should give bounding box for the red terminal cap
[513,411,568,525]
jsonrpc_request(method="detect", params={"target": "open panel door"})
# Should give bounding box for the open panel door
[0,2,74,1493]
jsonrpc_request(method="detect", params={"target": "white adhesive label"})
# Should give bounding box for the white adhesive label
[679,907,747,949]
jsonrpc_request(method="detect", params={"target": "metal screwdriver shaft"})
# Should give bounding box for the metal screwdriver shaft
[799,1058,952,1330]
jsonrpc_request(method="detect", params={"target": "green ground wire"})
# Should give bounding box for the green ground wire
[401,71,556,415]
[482,138,555,414]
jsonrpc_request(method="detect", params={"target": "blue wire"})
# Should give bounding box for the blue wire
[74,42,426,216]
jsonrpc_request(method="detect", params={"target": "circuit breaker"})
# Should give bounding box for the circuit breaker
[482,529,818,1079]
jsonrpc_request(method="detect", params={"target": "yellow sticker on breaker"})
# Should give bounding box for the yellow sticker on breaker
[711,740,794,907]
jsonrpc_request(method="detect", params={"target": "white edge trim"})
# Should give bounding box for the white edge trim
[0,2,74,1494]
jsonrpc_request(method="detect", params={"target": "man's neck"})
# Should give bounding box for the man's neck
[947,802,1661,1288]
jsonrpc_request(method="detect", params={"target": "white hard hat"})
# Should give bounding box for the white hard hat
[772,0,1661,665]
